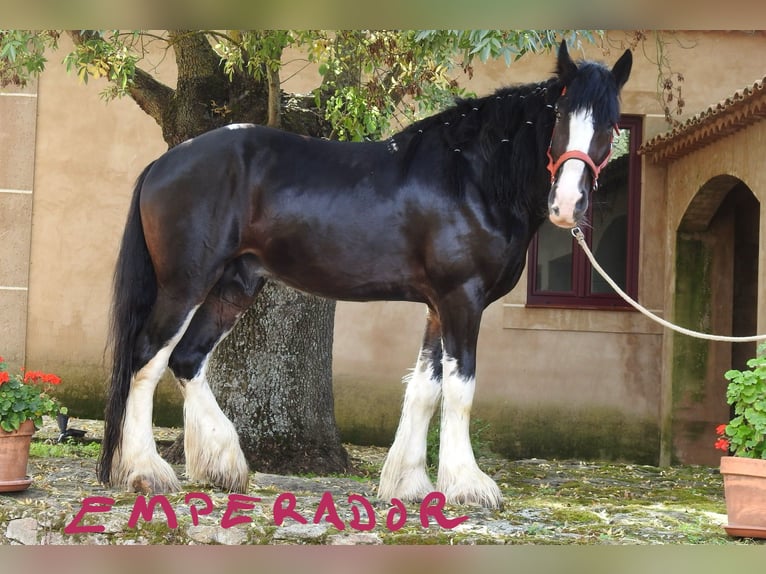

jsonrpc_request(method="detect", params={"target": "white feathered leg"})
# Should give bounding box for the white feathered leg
[378,355,441,502]
[181,354,249,492]
[112,309,199,493]
[436,356,503,508]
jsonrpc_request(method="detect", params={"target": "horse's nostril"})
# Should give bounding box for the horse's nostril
[551,205,560,216]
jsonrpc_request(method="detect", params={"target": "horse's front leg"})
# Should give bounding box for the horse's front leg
[378,309,442,502]
[437,301,503,509]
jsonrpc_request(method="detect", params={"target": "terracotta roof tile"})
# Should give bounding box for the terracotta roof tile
[639,78,766,163]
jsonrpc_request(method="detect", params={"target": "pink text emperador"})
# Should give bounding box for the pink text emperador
[64,491,469,535]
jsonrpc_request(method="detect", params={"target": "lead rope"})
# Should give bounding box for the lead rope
[571,227,766,342]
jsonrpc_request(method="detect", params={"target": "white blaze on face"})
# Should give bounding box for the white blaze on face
[549,108,595,228]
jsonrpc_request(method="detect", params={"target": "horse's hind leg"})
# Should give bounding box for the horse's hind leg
[378,308,443,502]
[168,255,264,492]
[114,299,201,494]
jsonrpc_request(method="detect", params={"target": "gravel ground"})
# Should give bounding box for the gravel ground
[0,417,762,546]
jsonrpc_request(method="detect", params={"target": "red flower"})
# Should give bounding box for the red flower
[22,370,61,385]
[42,373,61,385]
[0,371,9,385]
[716,424,728,436]
[715,438,730,452]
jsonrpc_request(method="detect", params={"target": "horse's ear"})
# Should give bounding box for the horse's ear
[556,40,578,83]
[611,49,633,91]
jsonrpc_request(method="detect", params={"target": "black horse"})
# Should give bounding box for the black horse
[99,41,631,508]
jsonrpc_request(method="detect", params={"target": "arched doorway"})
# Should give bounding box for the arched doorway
[671,175,759,465]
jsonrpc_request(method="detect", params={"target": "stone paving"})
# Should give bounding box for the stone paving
[0,418,761,545]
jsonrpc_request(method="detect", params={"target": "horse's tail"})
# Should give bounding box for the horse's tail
[98,161,157,486]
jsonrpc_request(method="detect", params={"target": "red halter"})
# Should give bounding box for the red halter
[546,124,620,191]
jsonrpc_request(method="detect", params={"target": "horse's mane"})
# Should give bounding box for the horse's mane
[398,77,560,150]
[566,61,622,128]
[389,59,621,213]
[392,76,563,211]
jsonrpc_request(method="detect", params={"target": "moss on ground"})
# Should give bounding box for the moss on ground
[1,427,761,545]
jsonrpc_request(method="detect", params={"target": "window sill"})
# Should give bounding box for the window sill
[502,303,664,335]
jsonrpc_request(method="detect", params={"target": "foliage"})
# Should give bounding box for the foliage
[0,30,59,86]
[305,30,595,140]
[0,29,598,142]
[0,356,66,433]
[62,30,140,99]
[716,343,766,459]
[215,29,293,81]
[414,30,599,67]
[619,30,688,125]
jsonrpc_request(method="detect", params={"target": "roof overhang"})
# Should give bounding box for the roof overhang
[639,78,766,164]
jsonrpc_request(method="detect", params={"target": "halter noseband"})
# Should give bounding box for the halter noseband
[545,88,619,191]
[545,128,617,192]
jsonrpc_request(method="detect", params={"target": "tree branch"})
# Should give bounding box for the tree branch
[66,30,174,127]
[267,65,281,128]
[128,68,175,127]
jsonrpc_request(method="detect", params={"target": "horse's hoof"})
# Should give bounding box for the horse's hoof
[378,470,434,503]
[131,476,153,494]
[112,451,181,494]
[126,471,181,494]
[437,468,504,509]
[185,442,250,493]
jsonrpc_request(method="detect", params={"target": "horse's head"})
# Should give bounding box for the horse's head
[546,41,632,228]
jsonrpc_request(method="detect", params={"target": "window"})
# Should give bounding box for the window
[527,115,642,309]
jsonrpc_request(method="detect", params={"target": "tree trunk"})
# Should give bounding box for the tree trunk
[208,283,349,474]
[140,31,347,474]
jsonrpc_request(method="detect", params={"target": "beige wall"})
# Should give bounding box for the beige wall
[658,120,766,464]
[6,31,766,462]
[0,79,38,368]
[664,123,766,329]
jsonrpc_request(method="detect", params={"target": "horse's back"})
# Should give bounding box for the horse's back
[134,122,519,305]
[140,124,404,205]
[135,124,437,301]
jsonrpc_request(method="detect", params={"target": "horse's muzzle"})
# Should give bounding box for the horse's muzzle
[548,184,586,229]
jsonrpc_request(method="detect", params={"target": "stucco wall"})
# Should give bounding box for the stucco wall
[7,31,766,464]
[659,121,766,464]
[0,79,37,368]
[665,123,766,272]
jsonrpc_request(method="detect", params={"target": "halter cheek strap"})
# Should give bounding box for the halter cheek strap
[546,125,619,191]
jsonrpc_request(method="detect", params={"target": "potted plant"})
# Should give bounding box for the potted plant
[715,343,766,538]
[0,355,66,492]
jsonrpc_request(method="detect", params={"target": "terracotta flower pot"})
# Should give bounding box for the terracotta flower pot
[0,419,34,492]
[720,455,766,538]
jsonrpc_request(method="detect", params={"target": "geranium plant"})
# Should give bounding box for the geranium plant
[715,343,766,459]
[0,355,66,432]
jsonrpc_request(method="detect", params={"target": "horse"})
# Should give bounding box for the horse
[98,41,632,509]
